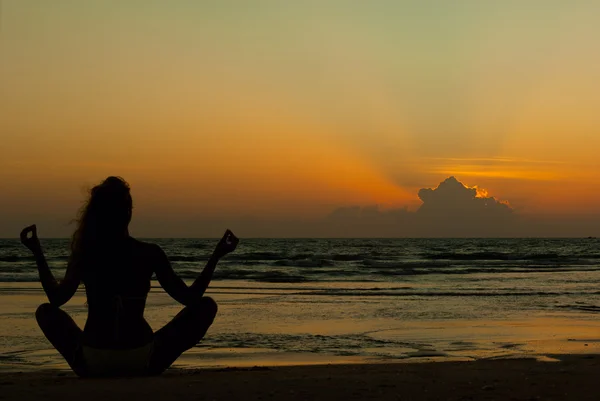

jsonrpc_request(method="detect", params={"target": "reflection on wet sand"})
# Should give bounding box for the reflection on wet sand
[2,283,600,372]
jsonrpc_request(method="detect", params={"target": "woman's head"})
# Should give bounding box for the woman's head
[70,177,133,267]
[86,176,133,231]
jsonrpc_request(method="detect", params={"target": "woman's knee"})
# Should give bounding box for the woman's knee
[199,296,218,319]
[202,296,218,314]
[35,303,58,325]
[189,297,218,320]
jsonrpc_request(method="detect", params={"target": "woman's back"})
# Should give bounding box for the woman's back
[82,238,155,349]
[23,176,239,377]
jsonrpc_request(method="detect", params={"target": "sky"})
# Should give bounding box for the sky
[1,1,600,237]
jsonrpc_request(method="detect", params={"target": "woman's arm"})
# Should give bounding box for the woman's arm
[21,225,80,307]
[154,230,239,306]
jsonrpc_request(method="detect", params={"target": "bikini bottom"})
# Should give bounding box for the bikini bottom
[79,342,154,377]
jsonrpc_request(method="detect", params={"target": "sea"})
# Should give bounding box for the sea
[2,238,600,371]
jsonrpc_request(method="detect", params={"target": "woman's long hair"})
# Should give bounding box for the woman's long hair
[69,177,133,277]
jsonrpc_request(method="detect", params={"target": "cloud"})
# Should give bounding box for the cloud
[417,176,512,219]
[323,176,517,237]
[414,176,516,236]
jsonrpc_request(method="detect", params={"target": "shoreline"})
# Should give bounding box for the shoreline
[3,283,600,373]
[2,355,600,400]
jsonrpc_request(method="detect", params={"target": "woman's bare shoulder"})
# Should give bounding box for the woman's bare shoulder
[129,238,165,257]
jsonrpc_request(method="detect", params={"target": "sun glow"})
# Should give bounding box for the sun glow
[2,1,600,236]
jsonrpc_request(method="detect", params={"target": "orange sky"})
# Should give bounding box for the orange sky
[1,1,600,237]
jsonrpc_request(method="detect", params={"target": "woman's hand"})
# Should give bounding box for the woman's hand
[214,229,239,259]
[20,225,42,256]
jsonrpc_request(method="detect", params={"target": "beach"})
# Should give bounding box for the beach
[3,238,600,399]
[3,280,600,372]
[3,356,600,401]
[3,283,600,401]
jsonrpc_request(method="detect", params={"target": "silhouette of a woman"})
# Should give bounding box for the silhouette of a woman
[20,176,239,377]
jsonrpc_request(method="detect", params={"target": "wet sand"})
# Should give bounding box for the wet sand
[2,355,600,401]
[5,284,600,372]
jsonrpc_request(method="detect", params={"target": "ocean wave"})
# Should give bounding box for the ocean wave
[0,276,39,282]
[158,264,600,283]
[251,272,309,283]
[572,254,600,260]
[183,243,214,250]
[229,252,287,261]
[218,270,309,283]
[371,266,600,276]
[0,255,33,263]
[298,290,600,297]
[270,259,335,268]
[168,255,212,262]
[421,251,569,261]
[2,262,600,283]
[0,255,68,263]
[222,252,378,263]
[555,304,600,313]
[330,254,370,261]
[171,268,310,283]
